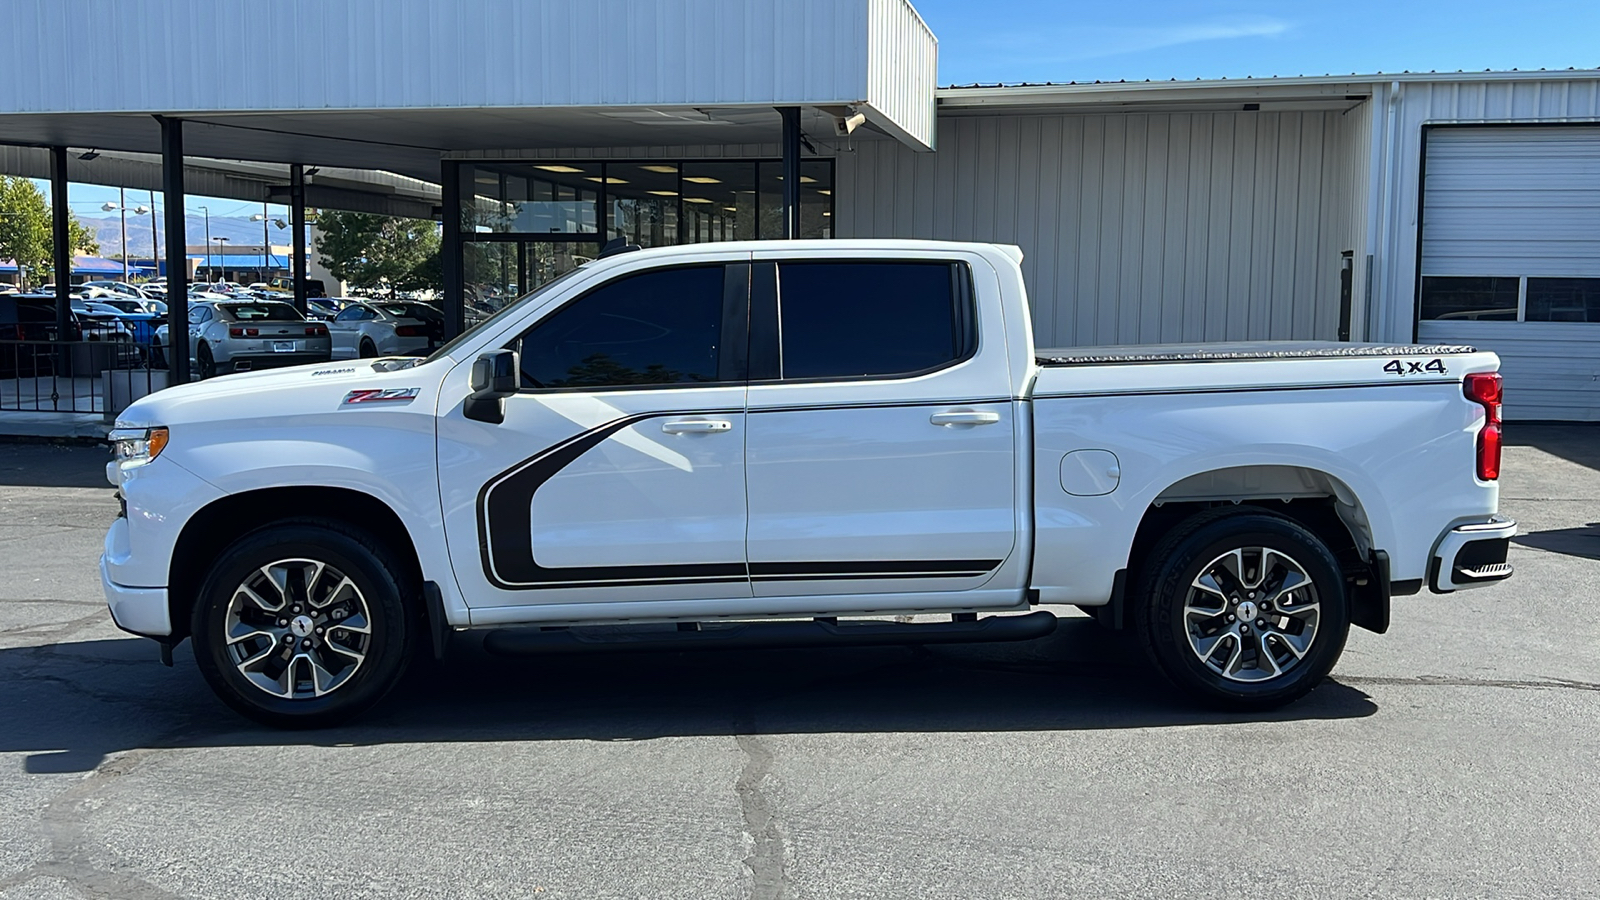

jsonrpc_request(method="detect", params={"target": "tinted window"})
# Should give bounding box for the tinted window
[1526,277,1600,323]
[333,306,368,323]
[776,262,971,379]
[1420,276,1519,321]
[223,303,302,322]
[516,266,725,389]
[188,306,211,324]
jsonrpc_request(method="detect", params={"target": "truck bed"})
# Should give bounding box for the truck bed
[1037,341,1478,367]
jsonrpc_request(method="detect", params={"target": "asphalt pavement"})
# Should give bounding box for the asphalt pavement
[0,429,1596,900]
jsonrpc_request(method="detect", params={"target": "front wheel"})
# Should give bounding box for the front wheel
[191,522,416,728]
[1133,509,1350,710]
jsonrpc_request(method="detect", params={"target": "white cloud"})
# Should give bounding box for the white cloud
[988,17,1293,63]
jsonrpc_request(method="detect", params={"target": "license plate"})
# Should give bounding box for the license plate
[273,341,296,353]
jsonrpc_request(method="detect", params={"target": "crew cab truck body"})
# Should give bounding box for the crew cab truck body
[102,240,1515,727]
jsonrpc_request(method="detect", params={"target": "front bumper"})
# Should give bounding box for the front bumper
[101,553,172,637]
[1431,517,1517,593]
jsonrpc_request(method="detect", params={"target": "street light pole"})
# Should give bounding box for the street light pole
[200,205,210,281]
[251,203,271,283]
[148,190,159,280]
[212,236,229,282]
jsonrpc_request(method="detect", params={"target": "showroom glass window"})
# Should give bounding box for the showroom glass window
[1421,275,1600,323]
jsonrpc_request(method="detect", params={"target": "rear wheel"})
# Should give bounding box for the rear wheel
[191,522,415,728]
[1133,509,1349,710]
[196,342,216,379]
[359,337,377,358]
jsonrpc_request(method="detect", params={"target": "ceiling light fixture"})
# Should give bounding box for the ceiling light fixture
[682,176,721,184]
[534,165,585,173]
[683,197,714,204]
[585,177,628,184]
[647,190,679,197]
[639,165,678,174]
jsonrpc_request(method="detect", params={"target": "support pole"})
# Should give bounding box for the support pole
[48,146,71,345]
[779,107,802,239]
[290,164,308,315]
[441,160,464,340]
[157,116,189,383]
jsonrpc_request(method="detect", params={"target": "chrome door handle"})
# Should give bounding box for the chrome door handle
[661,418,732,434]
[930,410,1001,427]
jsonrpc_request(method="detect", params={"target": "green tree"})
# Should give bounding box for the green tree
[0,176,101,287]
[313,210,441,298]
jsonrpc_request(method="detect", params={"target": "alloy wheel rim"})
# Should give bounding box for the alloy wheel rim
[1183,546,1320,683]
[223,558,372,700]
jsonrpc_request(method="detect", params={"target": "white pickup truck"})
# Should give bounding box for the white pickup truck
[102,240,1516,728]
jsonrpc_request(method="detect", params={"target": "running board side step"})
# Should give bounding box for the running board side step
[481,610,1059,657]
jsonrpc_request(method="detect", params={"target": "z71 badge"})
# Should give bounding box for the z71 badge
[341,387,421,405]
[1383,358,1447,377]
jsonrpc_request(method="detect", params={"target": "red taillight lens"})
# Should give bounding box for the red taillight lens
[228,327,260,338]
[1478,423,1502,481]
[395,325,425,337]
[1464,372,1503,480]
[305,324,327,336]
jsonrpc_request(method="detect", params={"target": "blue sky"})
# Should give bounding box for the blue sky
[914,0,1600,85]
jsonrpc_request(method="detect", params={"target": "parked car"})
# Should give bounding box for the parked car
[81,280,152,300]
[269,275,328,298]
[304,297,347,321]
[327,300,439,358]
[159,300,331,378]
[102,240,1516,728]
[1,293,140,375]
[79,298,163,354]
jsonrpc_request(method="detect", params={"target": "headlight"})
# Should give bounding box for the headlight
[107,426,169,486]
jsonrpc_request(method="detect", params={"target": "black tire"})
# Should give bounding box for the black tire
[191,521,416,729]
[1133,508,1349,711]
[196,342,216,379]
[358,337,377,358]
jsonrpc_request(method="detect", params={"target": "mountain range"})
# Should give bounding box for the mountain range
[79,214,307,257]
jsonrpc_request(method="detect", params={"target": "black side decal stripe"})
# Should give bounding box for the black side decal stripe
[475,412,1004,591]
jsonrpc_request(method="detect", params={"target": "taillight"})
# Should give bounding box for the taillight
[228,326,260,337]
[395,325,425,337]
[305,324,327,336]
[1464,372,1503,481]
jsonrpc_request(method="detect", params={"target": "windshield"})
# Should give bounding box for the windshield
[221,302,302,322]
[425,268,589,363]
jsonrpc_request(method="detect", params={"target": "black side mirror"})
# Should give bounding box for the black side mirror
[464,349,519,424]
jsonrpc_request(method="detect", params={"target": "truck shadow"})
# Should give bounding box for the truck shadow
[1505,423,1600,471]
[4,617,1376,775]
[1514,523,1600,561]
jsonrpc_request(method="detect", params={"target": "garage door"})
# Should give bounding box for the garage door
[1416,126,1600,421]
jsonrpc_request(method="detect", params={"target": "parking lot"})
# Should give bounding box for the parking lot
[1,428,1596,900]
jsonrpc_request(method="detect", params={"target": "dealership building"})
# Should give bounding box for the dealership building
[2,0,1598,419]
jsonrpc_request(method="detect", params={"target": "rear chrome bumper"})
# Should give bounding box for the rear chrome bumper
[1430,517,1517,593]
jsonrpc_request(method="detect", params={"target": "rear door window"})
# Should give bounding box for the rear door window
[772,261,974,380]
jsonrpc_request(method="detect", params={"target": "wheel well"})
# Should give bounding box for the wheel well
[1121,466,1379,624]
[167,486,426,643]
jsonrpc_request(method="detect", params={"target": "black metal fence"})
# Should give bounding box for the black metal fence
[0,336,168,417]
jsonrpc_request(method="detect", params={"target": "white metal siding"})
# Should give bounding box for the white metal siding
[837,110,1364,347]
[0,0,934,151]
[866,0,938,150]
[1415,125,1600,420]
[1369,79,1600,344]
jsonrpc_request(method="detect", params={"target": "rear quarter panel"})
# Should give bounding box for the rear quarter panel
[1030,352,1502,604]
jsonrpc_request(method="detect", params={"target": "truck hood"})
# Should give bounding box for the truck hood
[115,358,447,429]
